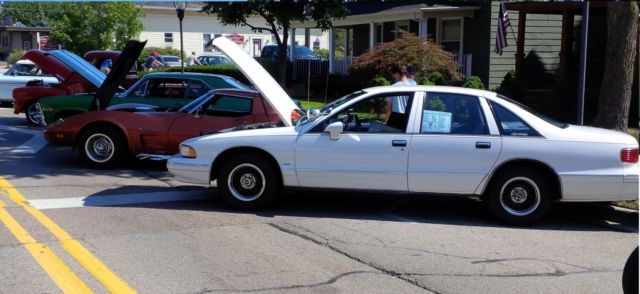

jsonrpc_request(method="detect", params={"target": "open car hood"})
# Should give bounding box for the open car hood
[48,50,106,88]
[212,37,300,127]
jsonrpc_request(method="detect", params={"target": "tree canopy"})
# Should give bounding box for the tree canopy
[0,2,144,54]
[201,0,347,85]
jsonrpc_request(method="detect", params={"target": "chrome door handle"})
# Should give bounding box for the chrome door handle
[392,140,407,147]
[476,141,491,149]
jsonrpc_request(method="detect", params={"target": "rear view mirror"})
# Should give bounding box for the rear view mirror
[324,121,343,140]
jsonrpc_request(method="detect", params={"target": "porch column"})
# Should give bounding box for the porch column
[304,28,311,48]
[418,18,428,40]
[289,28,296,62]
[369,23,376,50]
[329,28,335,74]
[344,28,350,57]
[515,12,526,78]
[559,10,574,82]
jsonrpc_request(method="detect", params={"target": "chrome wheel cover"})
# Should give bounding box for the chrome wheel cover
[27,103,45,126]
[84,133,115,163]
[499,177,541,216]
[228,163,265,202]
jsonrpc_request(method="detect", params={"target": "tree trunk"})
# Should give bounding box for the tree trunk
[276,27,289,87]
[594,1,638,131]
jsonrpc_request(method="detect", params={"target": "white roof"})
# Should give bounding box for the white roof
[363,85,498,99]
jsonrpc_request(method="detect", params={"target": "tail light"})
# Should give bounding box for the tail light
[291,109,303,124]
[620,148,639,163]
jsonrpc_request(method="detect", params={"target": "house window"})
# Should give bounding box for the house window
[164,33,173,43]
[203,33,212,51]
[440,19,462,56]
[313,37,320,50]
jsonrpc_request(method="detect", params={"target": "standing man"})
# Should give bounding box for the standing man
[145,50,166,71]
[384,65,412,129]
[187,52,202,66]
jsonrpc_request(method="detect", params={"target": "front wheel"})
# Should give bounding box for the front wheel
[217,154,280,210]
[78,126,127,168]
[26,102,45,126]
[485,167,553,226]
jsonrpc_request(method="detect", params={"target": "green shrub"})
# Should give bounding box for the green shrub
[419,77,434,85]
[7,49,24,65]
[497,70,523,99]
[429,71,445,85]
[137,47,185,68]
[142,65,250,84]
[313,48,329,59]
[371,75,390,86]
[349,31,461,87]
[461,75,486,90]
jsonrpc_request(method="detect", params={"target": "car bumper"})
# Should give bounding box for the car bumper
[167,155,211,185]
[560,164,639,201]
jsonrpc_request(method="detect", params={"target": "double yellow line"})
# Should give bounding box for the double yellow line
[0,177,136,293]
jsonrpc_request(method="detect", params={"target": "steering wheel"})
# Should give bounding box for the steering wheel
[340,113,362,132]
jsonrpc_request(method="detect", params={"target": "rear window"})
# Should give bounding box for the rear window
[490,101,541,137]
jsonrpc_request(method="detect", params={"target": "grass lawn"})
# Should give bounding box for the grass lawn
[298,100,326,110]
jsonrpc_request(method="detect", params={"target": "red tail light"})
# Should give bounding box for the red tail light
[291,109,302,124]
[620,148,639,163]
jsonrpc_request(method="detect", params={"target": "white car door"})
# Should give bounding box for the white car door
[295,92,419,191]
[408,92,502,194]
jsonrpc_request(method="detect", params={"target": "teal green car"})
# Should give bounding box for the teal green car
[39,72,246,124]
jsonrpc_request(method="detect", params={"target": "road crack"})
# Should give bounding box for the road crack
[269,222,440,293]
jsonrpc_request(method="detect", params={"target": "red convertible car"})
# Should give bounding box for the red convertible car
[44,88,287,167]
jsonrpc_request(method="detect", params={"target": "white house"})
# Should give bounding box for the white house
[137,2,328,57]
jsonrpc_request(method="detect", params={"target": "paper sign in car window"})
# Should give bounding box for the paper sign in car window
[422,110,452,133]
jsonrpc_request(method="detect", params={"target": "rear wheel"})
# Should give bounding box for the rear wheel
[26,102,45,126]
[217,154,280,210]
[485,167,553,225]
[78,126,127,168]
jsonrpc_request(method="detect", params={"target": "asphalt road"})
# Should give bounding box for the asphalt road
[0,106,638,294]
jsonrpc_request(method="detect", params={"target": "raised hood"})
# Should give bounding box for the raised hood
[212,37,299,126]
[49,50,106,88]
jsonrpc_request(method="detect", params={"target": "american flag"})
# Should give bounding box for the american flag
[495,2,511,55]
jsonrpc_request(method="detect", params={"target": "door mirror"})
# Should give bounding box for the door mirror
[324,121,343,140]
[307,108,321,121]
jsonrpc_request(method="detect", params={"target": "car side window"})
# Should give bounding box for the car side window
[489,101,541,136]
[312,93,413,133]
[145,79,187,99]
[187,80,211,99]
[203,95,252,117]
[421,93,487,135]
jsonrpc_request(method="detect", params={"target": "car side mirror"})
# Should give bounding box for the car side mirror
[324,121,343,141]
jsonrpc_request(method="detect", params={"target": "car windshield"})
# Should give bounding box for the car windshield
[497,94,568,129]
[297,91,365,126]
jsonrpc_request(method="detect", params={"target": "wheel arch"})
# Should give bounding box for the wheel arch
[76,121,130,151]
[480,159,563,200]
[209,146,283,187]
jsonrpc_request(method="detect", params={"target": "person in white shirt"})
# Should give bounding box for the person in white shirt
[384,65,413,129]
[186,52,202,66]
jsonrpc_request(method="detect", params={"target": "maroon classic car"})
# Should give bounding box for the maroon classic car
[44,88,291,167]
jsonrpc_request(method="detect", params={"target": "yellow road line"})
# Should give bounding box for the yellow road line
[0,199,93,293]
[0,177,136,294]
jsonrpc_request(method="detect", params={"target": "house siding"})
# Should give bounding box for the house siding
[488,2,567,89]
[462,1,492,87]
[139,9,328,57]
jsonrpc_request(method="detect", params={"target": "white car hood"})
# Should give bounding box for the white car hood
[212,37,299,126]
[558,125,638,145]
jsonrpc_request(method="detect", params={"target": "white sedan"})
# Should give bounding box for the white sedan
[168,37,639,225]
[0,60,58,104]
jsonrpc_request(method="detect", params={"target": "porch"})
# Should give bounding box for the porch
[291,3,480,78]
